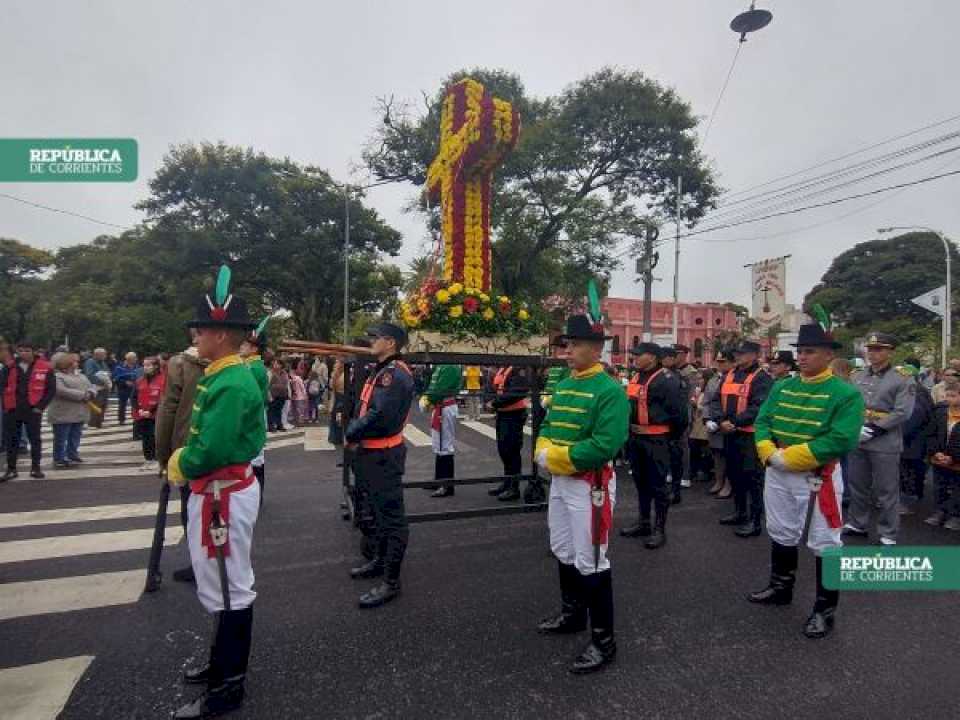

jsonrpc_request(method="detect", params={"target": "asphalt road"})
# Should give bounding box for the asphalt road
[1,412,958,720]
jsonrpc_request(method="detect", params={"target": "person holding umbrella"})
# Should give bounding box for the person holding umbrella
[748,308,864,639]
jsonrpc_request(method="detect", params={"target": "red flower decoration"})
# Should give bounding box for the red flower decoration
[464,297,480,314]
[210,307,227,321]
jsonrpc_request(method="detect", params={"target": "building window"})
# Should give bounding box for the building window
[695,317,703,325]
[612,335,621,353]
[632,335,639,348]
[694,338,704,359]
[715,318,722,326]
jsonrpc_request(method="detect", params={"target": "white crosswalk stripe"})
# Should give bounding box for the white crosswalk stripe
[0,501,181,529]
[0,527,183,564]
[303,423,434,451]
[0,655,94,720]
[461,420,497,440]
[0,570,145,621]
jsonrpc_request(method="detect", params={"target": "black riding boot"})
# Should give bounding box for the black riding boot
[620,513,651,538]
[803,555,839,639]
[538,561,587,634]
[748,541,798,605]
[175,606,252,718]
[644,501,668,549]
[571,570,616,674]
[431,454,455,498]
[735,493,764,537]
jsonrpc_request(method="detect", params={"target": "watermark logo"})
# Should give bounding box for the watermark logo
[0,139,137,182]
[822,546,960,591]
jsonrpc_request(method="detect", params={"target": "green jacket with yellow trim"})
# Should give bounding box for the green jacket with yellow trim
[541,365,570,407]
[245,355,269,406]
[425,364,462,404]
[754,369,864,472]
[172,354,267,480]
[535,363,629,476]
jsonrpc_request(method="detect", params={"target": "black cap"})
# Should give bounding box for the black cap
[630,342,661,357]
[367,322,408,349]
[673,343,691,353]
[863,331,897,349]
[660,347,678,358]
[715,348,734,362]
[769,350,797,368]
[735,340,762,355]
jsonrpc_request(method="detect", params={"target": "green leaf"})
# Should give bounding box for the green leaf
[214,265,231,306]
[587,279,601,324]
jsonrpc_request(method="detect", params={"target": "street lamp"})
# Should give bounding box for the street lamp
[878,226,953,364]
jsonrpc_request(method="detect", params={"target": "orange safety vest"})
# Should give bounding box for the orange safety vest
[357,360,412,449]
[493,367,528,412]
[720,368,761,433]
[626,369,671,435]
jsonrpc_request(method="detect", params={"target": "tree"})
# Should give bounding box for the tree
[0,238,54,342]
[805,231,960,345]
[137,142,404,341]
[364,67,719,303]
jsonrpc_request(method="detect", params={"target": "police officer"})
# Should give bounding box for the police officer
[345,323,415,608]
[660,347,691,504]
[709,340,773,537]
[844,332,915,545]
[768,350,798,382]
[621,342,684,549]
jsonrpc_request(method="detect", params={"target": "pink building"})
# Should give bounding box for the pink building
[602,298,740,366]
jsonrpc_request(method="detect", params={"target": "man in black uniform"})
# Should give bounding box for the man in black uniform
[708,340,773,537]
[489,365,531,502]
[620,343,684,549]
[660,346,691,504]
[1,341,55,481]
[345,323,415,609]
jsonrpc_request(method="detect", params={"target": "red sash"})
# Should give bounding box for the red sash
[818,461,842,530]
[189,464,255,558]
[431,397,457,430]
[580,464,614,545]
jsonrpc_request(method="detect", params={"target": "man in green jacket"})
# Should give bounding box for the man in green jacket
[240,317,270,502]
[167,266,266,719]
[535,314,629,674]
[420,364,462,498]
[748,319,863,640]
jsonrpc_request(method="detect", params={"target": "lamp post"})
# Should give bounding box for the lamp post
[878,226,953,364]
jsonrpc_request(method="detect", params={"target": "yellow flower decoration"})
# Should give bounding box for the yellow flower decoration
[435,289,450,304]
[482,308,495,320]
[449,305,464,318]
[498,295,510,304]
[517,309,530,321]
[479,293,490,303]
[448,282,464,295]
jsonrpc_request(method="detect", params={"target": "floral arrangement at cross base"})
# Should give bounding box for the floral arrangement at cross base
[399,277,547,352]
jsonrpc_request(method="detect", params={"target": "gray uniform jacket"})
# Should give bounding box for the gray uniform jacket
[47,372,94,425]
[853,364,916,453]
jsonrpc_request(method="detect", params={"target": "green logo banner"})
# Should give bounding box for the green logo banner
[823,546,960,591]
[0,138,137,182]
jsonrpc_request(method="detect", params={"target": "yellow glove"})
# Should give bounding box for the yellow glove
[542,395,552,408]
[167,448,187,487]
[419,396,432,412]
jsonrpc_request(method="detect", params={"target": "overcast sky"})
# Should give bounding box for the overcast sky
[3,1,958,311]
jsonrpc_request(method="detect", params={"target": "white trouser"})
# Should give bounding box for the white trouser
[431,403,458,456]
[188,481,260,613]
[549,474,617,575]
[764,464,843,556]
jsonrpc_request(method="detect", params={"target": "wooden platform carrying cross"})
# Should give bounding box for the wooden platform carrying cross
[426,78,520,293]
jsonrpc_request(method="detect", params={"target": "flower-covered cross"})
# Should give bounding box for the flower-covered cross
[426,78,520,293]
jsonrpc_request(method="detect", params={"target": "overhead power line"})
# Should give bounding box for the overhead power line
[701,43,743,148]
[718,110,960,200]
[0,192,132,230]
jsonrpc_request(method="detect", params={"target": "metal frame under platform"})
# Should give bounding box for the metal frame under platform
[339,350,566,524]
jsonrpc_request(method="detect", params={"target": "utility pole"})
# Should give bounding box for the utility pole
[636,224,660,341]
[672,175,682,343]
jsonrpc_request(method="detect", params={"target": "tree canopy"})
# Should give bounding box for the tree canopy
[804,231,959,353]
